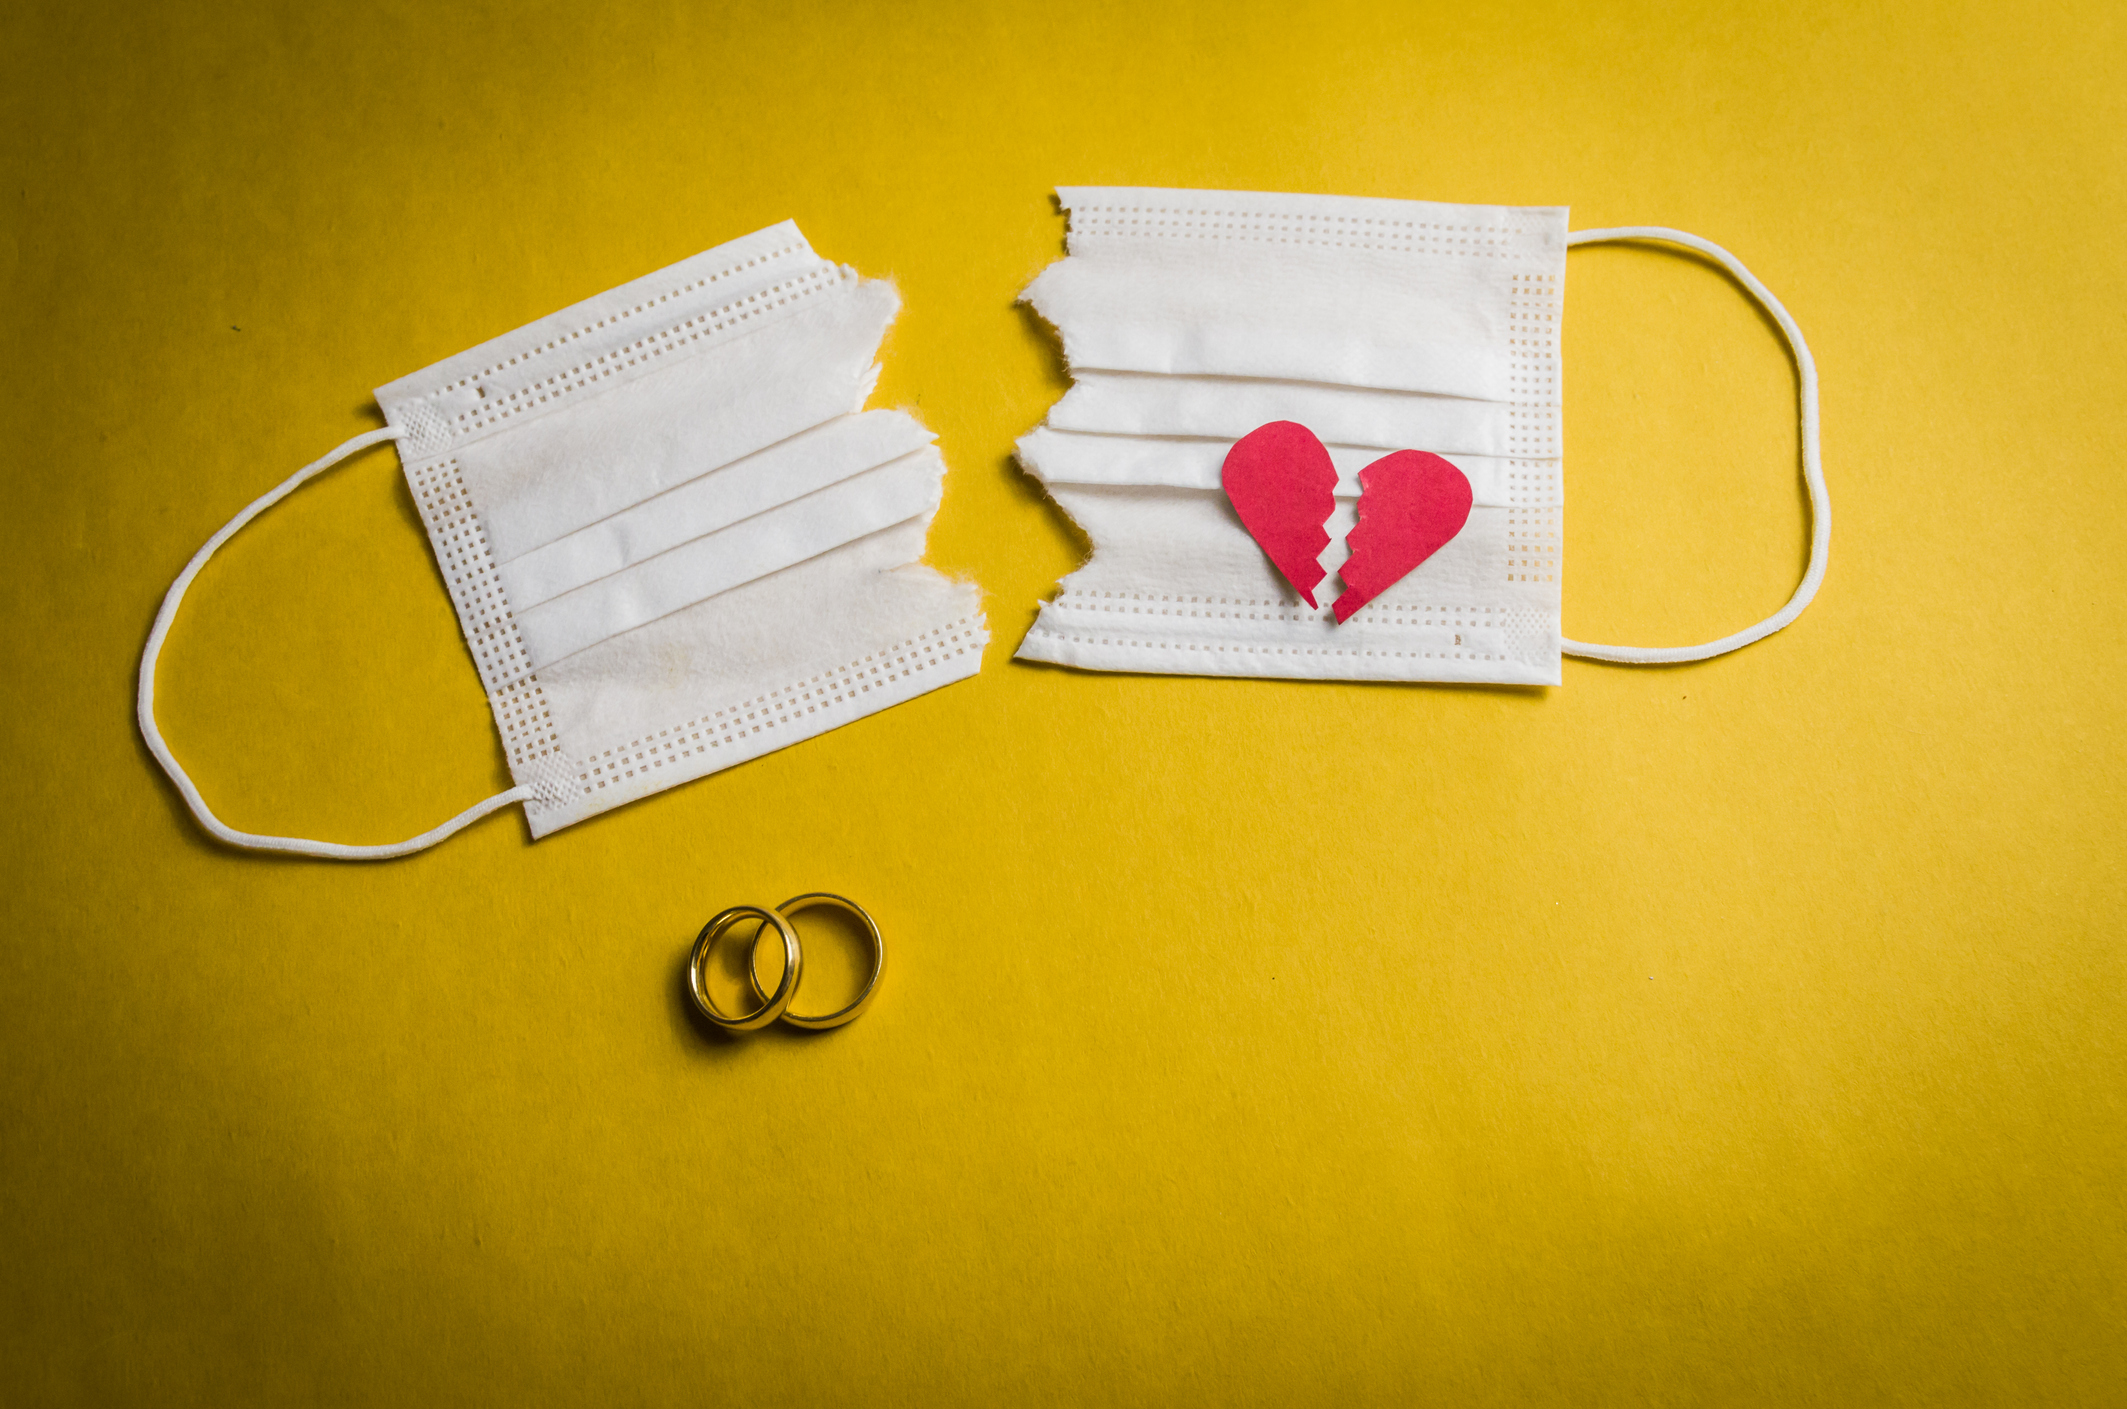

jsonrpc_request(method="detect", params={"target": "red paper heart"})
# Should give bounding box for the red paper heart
[1332,450,1474,623]
[1220,420,1338,608]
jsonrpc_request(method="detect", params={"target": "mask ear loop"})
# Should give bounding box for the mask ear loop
[136,426,534,859]
[1560,227,1830,664]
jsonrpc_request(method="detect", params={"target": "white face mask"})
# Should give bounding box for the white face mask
[139,221,987,859]
[1013,186,1828,683]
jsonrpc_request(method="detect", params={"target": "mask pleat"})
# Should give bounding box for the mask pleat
[512,448,946,674]
[1024,248,1507,399]
[494,410,935,610]
[1045,371,1522,458]
[457,283,898,563]
[1018,428,1560,506]
[533,515,982,792]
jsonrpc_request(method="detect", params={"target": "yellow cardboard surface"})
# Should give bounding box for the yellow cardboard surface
[3,1,2122,1402]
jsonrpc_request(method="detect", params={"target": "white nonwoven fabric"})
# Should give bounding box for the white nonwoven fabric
[372,220,986,839]
[1015,187,1568,687]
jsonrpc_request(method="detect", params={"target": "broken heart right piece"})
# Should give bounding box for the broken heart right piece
[1332,449,1474,623]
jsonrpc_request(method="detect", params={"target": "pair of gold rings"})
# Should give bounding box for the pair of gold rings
[687,893,885,1032]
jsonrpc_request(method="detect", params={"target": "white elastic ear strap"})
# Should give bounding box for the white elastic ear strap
[1561,227,1830,664]
[136,426,532,860]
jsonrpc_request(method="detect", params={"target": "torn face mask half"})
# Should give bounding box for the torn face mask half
[1013,186,1828,686]
[139,221,987,860]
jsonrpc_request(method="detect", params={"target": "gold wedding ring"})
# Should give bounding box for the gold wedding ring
[689,905,803,1031]
[746,893,886,1031]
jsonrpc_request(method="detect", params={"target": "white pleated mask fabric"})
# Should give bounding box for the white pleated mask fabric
[140,221,987,859]
[1014,186,1828,685]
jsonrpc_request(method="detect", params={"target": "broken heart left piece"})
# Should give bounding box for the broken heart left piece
[1220,420,1338,608]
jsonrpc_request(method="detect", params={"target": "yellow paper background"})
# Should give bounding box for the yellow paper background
[4,1,2123,1402]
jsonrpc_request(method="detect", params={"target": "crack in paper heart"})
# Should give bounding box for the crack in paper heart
[1220,420,1474,623]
